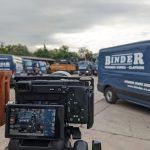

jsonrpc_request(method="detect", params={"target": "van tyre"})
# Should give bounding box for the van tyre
[104,87,117,104]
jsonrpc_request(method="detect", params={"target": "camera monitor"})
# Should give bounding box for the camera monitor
[5,104,64,140]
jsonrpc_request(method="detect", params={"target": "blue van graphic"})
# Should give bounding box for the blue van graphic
[97,41,150,108]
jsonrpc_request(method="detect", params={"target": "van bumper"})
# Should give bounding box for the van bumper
[97,83,104,93]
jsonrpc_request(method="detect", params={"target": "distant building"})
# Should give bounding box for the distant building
[20,56,55,64]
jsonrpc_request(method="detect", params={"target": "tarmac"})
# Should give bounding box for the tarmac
[0,76,150,150]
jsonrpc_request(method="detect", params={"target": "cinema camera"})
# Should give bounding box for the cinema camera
[5,76,101,150]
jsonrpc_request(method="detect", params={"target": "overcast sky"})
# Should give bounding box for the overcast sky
[0,0,150,53]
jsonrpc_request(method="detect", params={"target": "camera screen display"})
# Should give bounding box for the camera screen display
[5,104,64,139]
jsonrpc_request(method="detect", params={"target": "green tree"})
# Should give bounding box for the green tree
[58,45,69,58]
[47,45,72,59]
[78,47,93,60]
[0,43,31,56]
[5,44,31,56]
[85,51,93,61]
[0,47,8,54]
[33,44,50,58]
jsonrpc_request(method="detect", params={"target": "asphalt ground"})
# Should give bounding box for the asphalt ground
[0,76,150,150]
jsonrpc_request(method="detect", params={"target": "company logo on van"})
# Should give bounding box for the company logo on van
[105,52,144,70]
[0,62,11,70]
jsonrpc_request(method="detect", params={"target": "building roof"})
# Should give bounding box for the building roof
[21,56,55,62]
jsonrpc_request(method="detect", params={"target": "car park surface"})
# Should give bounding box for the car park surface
[0,76,150,150]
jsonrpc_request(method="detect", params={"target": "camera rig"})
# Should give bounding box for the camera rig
[5,76,101,150]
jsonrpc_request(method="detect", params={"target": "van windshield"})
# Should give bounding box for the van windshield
[39,61,46,71]
[39,61,46,67]
[78,61,88,67]
[24,60,32,66]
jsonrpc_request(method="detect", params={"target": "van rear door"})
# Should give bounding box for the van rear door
[0,55,13,71]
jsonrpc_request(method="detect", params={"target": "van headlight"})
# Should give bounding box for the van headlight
[86,70,89,73]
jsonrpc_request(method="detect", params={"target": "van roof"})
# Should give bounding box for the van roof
[100,40,150,53]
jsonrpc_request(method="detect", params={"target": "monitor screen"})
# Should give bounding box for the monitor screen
[5,104,64,140]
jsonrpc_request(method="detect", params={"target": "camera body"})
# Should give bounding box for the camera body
[14,77,94,129]
[5,76,94,150]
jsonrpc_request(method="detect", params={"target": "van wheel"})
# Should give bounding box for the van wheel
[104,87,117,104]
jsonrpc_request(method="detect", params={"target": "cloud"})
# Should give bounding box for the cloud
[52,24,150,52]
[0,0,150,52]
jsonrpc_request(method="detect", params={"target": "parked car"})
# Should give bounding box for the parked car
[97,40,150,108]
[91,62,98,76]
[78,61,93,76]
[50,59,76,74]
